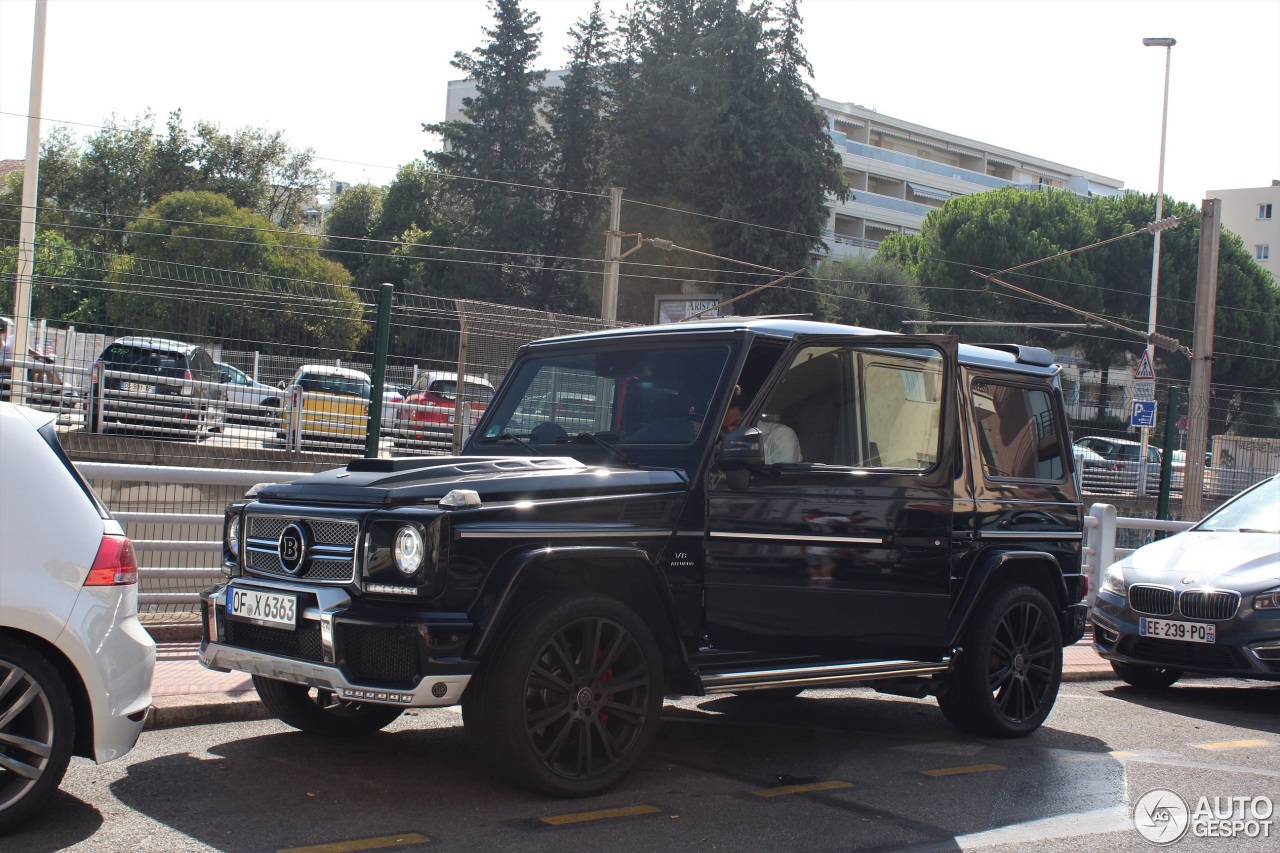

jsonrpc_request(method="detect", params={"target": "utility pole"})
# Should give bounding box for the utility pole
[12,0,48,407]
[1182,197,1221,520]
[601,187,623,326]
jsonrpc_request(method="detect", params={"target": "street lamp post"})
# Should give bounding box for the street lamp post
[1138,36,1175,495]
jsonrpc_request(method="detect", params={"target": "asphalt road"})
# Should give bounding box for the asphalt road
[9,678,1280,853]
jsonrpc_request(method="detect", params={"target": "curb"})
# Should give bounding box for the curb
[145,622,204,643]
[146,691,269,730]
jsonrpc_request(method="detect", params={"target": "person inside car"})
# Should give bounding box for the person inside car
[720,391,802,464]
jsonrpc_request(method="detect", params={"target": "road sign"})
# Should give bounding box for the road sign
[1130,400,1157,428]
[1134,380,1156,401]
[1135,350,1156,380]
[1177,415,1188,433]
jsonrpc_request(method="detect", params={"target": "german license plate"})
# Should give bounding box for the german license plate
[1139,617,1215,643]
[227,588,296,629]
[121,381,154,394]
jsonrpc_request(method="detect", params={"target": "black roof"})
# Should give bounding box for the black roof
[529,317,1059,376]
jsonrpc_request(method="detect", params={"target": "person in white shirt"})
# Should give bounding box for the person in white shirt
[720,396,802,464]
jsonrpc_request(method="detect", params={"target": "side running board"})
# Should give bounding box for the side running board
[700,658,950,694]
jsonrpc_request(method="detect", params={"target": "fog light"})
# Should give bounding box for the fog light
[394,525,424,575]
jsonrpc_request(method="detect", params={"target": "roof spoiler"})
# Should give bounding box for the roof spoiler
[973,343,1056,367]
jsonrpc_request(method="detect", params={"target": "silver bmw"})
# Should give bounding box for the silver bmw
[1091,474,1280,687]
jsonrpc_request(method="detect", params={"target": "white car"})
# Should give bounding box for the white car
[0,403,155,833]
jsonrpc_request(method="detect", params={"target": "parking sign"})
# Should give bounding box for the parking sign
[1130,400,1157,428]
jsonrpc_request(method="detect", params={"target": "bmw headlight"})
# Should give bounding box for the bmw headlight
[1101,562,1126,597]
[1254,588,1280,610]
[394,525,425,575]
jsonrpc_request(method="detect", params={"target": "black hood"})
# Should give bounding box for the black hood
[255,456,689,507]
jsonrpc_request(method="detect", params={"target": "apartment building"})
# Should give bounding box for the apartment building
[445,78,1126,257]
[818,98,1125,258]
[1206,181,1280,282]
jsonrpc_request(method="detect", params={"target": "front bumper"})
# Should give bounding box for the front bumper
[1091,592,1280,681]
[200,580,475,707]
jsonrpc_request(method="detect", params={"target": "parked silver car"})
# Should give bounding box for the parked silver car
[216,362,281,421]
[1091,474,1280,687]
[0,403,155,832]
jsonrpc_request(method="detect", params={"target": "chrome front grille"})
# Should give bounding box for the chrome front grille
[1128,584,1175,616]
[244,514,358,584]
[1180,590,1241,621]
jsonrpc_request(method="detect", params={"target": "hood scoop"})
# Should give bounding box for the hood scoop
[346,455,587,486]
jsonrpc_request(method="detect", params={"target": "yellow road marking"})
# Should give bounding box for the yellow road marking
[1194,739,1272,751]
[539,804,663,826]
[277,833,428,853]
[921,763,1007,777]
[752,780,854,798]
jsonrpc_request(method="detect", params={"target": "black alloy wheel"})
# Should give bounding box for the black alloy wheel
[0,642,76,833]
[251,676,403,737]
[463,592,663,797]
[939,584,1063,738]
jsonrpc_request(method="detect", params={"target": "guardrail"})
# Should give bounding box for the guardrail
[1081,504,1194,608]
[76,462,306,608]
[77,462,1193,614]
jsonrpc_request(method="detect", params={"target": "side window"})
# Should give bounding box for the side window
[971,380,1064,481]
[760,344,943,469]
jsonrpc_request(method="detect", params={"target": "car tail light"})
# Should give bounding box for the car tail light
[182,368,194,396]
[91,361,100,387]
[1081,574,1090,600]
[85,534,139,586]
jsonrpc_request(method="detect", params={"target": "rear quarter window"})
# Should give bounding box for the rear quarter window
[971,379,1066,481]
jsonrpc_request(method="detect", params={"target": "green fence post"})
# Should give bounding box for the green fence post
[365,283,394,458]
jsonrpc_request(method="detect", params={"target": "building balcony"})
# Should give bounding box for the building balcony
[830,132,1015,192]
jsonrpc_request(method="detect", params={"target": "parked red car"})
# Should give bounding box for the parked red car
[393,371,494,453]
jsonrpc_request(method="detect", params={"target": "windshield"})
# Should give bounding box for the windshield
[479,344,731,448]
[297,374,371,398]
[1196,476,1280,533]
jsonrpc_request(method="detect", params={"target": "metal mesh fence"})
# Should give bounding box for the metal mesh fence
[3,236,627,465]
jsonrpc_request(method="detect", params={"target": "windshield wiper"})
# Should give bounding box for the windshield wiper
[574,432,633,466]
[476,432,543,455]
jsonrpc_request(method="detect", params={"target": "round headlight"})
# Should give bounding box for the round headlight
[226,515,241,558]
[394,525,425,575]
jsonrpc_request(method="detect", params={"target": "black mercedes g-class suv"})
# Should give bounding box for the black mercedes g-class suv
[201,318,1086,797]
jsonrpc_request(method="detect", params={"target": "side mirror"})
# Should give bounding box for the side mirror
[278,380,287,390]
[717,426,765,470]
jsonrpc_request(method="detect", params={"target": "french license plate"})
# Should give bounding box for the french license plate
[121,381,154,394]
[1139,617,1215,644]
[227,588,297,629]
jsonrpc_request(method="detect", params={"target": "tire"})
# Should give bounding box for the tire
[251,676,403,737]
[463,592,664,797]
[87,390,101,433]
[938,584,1063,738]
[0,641,76,834]
[1111,661,1182,688]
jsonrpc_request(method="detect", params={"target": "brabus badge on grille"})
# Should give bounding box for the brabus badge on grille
[278,522,310,575]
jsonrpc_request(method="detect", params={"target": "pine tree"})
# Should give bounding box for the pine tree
[425,0,550,305]
[535,2,614,313]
